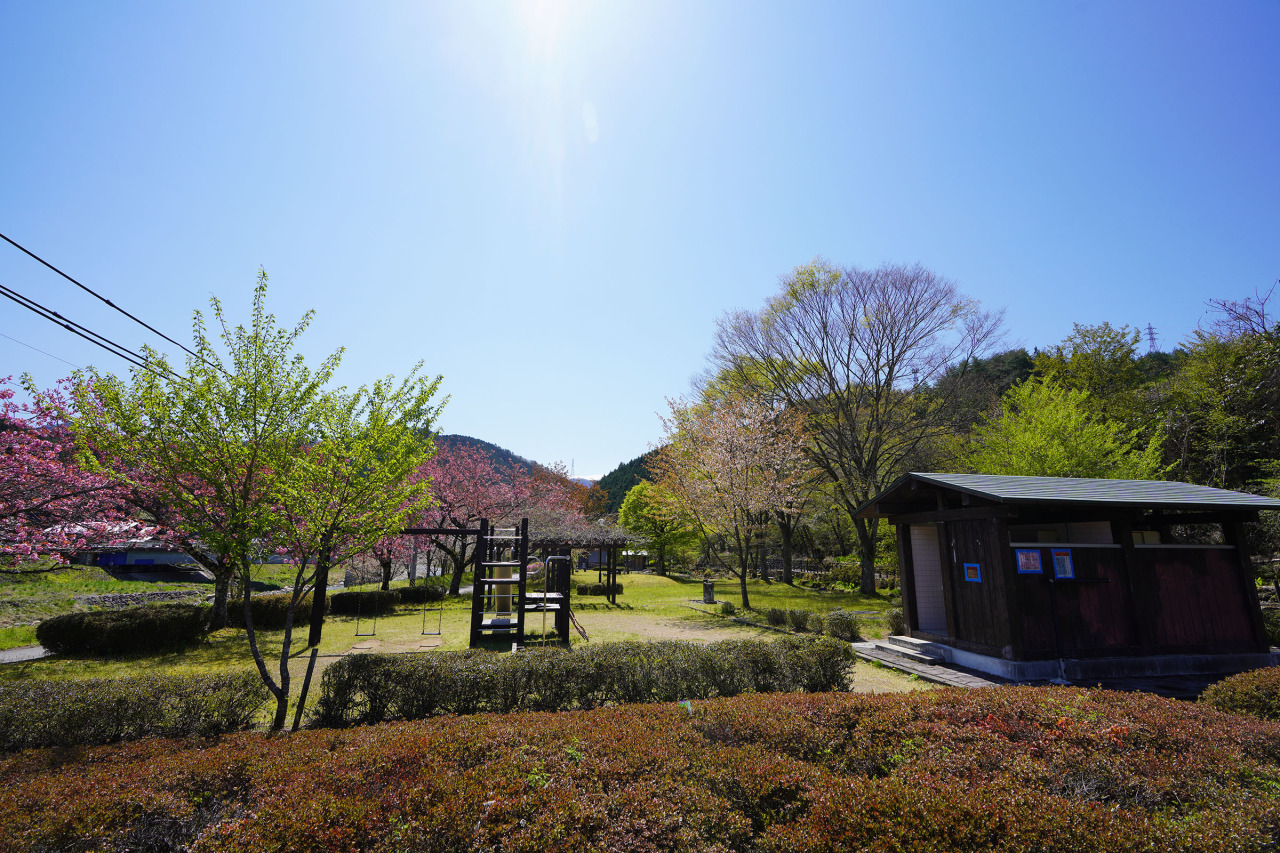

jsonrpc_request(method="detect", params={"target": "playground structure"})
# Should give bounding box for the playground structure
[403,516,630,649]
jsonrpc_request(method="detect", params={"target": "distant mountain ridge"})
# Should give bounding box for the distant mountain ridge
[597,448,662,515]
[433,434,539,475]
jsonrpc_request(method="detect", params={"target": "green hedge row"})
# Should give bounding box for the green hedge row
[0,673,268,751]
[313,636,854,727]
[1201,665,1280,721]
[328,589,399,616]
[36,604,210,656]
[753,607,861,640]
[228,592,316,630]
[397,582,447,604]
[576,582,623,596]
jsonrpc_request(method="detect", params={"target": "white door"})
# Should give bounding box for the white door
[910,524,947,635]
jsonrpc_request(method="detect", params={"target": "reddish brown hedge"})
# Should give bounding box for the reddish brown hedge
[2,686,1278,852]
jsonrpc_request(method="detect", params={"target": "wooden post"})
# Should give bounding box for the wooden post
[515,517,529,646]
[1112,516,1151,655]
[937,522,958,639]
[557,546,571,645]
[896,523,917,635]
[469,518,489,648]
[1226,520,1270,652]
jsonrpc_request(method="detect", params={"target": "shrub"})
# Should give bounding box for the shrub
[397,582,447,604]
[36,603,209,656]
[1263,609,1280,645]
[328,589,399,616]
[824,609,861,641]
[227,592,316,630]
[787,609,811,632]
[720,600,737,616]
[1201,666,1280,721]
[576,583,624,596]
[0,672,268,750]
[808,613,824,635]
[6,687,1280,853]
[312,636,855,727]
[765,607,787,627]
[886,607,906,636]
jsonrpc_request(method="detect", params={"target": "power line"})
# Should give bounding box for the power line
[0,280,177,380]
[0,231,212,369]
[0,330,82,369]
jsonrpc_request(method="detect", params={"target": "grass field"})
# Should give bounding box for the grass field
[0,569,925,718]
[0,566,207,638]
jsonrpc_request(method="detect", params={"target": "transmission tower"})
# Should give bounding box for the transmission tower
[1145,324,1158,353]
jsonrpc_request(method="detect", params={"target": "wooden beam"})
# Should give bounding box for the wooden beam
[886,506,1019,525]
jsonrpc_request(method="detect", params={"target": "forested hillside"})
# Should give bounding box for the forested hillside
[598,448,661,515]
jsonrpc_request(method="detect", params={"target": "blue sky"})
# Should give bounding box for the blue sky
[2,1,1277,480]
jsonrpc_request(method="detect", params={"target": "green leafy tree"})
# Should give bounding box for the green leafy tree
[262,377,442,726]
[964,377,1167,479]
[1162,325,1280,490]
[68,272,337,629]
[1033,322,1147,425]
[66,272,443,728]
[617,481,698,575]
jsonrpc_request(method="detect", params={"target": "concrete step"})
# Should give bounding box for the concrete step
[883,635,949,658]
[873,637,946,664]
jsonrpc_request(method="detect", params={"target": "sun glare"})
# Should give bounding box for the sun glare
[517,0,573,58]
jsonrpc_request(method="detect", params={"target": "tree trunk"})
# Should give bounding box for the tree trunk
[209,571,231,629]
[854,517,877,595]
[308,548,331,648]
[780,524,793,585]
[379,555,393,591]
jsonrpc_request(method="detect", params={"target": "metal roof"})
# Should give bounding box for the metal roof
[864,472,1280,514]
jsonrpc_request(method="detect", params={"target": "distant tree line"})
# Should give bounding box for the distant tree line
[607,262,1280,604]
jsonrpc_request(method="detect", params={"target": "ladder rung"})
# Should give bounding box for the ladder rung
[481,561,522,567]
[479,575,523,584]
[481,618,518,628]
[525,592,563,599]
[524,604,560,612]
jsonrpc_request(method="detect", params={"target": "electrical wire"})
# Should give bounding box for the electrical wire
[0,231,218,372]
[0,330,81,369]
[0,280,176,380]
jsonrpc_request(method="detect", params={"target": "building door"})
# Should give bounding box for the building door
[910,524,947,635]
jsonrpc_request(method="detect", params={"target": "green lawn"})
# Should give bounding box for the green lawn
[0,566,207,638]
[0,569,921,723]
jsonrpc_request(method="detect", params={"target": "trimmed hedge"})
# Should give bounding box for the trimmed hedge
[5,687,1280,852]
[328,589,399,616]
[786,609,811,632]
[765,607,787,626]
[396,582,447,604]
[36,604,209,656]
[313,636,854,727]
[576,582,623,596]
[886,606,906,635]
[1201,666,1280,721]
[823,609,861,641]
[228,592,317,630]
[0,673,268,750]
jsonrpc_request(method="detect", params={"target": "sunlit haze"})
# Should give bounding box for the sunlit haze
[2,1,1277,480]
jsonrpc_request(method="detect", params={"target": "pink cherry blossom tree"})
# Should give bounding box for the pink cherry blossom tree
[0,378,130,573]
[652,391,811,609]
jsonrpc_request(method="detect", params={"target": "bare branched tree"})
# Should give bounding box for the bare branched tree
[1203,281,1276,339]
[712,260,1004,594]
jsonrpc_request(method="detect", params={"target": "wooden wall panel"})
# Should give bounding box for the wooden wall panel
[944,519,1010,652]
[1135,548,1257,653]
